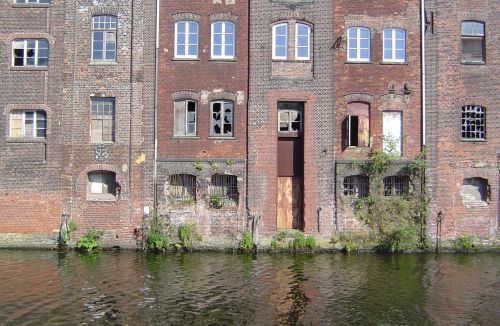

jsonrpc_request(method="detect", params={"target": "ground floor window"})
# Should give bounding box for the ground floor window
[168,174,197,204]
[383,176,409,196]
[343,175,369,198]
[209,174,238,208]
[88,171,118,197]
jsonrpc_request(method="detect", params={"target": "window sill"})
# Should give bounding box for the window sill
[461,61,485,65]
[460,139,487,142]
[208,136,235,140]
[462,201,488,208]
[91,141,115,144]
[12,4,50,8]
[87,194,117,202]
[271,76,314,81]
[89,61,118,66]
[6,137,46,143]
[345,61,372,64]
[171,136,200,140]
[380,61,407,65]
[272,59,312,63]
[171,57,200,61]
[208,58,237,62]
[10,66,48,71]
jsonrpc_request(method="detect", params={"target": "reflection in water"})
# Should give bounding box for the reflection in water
[0,250,498,325]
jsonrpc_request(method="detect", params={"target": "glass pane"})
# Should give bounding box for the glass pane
[188,22,198,34]
[360,39,369,49]
[348,28,357,38]
[384,39,392,50]
[348,38,356,49]
[225,44,234,56]
[213,45,222,56]
[275,47,286,57]
[225,34,234,45]
[297,35,308,47]
[396,49,405,60]
[276,35,286,46]
[384,50,392,59]
[225,23,234,34]
[276,24,287,35]
[348,49,357,59]
[37,58,48,66]
[396,39,405,50]
[297,47,308,58]
[360,29,370,38]
[177,22,185,33]
[177,45,185,56]
[188,45,197,56]
[213,22,222,33]
[360,49,369,59]
[188,33,197,45]
[213,34,222,45]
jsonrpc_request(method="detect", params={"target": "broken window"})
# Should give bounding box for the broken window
[174,100,197,136]
[12,39,48,67]
[175,21,198,58]
[168,174,196,204]
[461,177,488,205]
[211,21,235,59]
[343,102,369,148]
[209,174,238,207]
[92,15,117,61]
[382,111,402,155]
[211,100,233,136]
[462,105,485,140]
[461,21,485,63]
[347,27,370,62]
[383,28,406,63]
[383,176,410,196]
[91,98,115,142]
[10,110,46,138]
[88,171,118,197]
[278,110,302,132]
[343,175,369,198]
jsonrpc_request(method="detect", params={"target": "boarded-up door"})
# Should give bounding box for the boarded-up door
[277,137,304,230]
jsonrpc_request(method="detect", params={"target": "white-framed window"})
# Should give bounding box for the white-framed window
[91,15,117,61]
[347,27,370,62]
[461,21,485,63]
[175,21,198,58]
[211,100,233,136]
[10,110,47,138]
[12,39,48,67]
[272,23,288,60]
[295,23,311,60]
[88,171,117,196]
[91,98,115,142]
[174,100,197,136]
[278,109,302,132]
[211,21,235,59]
[383,28,406,63]
[14,0,50,3]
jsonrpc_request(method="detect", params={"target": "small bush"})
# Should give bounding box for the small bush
[76,228,104,252]
[239,231,253,251]
[144,212,170,251]
[209,194,223,209]
[270,239,278,249]
[61,219,78,244]
[179,221,202,249]
[333,232,373,253]
[455,235,474,252]
[290,232,316,250]
[378,224,420,253]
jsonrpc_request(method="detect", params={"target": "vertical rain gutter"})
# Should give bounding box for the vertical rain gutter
[153,0,160,210]
[421,0,426,146]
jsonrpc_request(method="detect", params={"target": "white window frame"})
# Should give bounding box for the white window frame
[347,27,370,62]
[91,15,117,62]
[210,100,234,137]
[295,23,311,60]
[175,21,199,59]
[211,21,235,59]
[383,28,406,63]
[12,39,48,67]
[278,109,302,132]
[272,23,288,60]
[9,110,47,138]
[174,100,197,136]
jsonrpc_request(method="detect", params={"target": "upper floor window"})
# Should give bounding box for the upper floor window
[92,15,117,61]
[10,110,46,138]
[347,27,370,62]
[91,98,115,143]
[174,100,197,136]
[14,0,50,3]
[295,23,311,60]
[279,109,302,132]
[175,21,198,58]
[211,21,235,59]
[211,100,233,137]
[272,23,288,60]
[383,28,405,63]
[461,105,485,140]
[461,21,485,63]
[12,39,48,67]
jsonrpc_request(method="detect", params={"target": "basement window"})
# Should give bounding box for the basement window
[88,171,118,199]
[343,175,369,198]
[209,174,238,207]
[383,176,410,196]
[168,174,197,205]
[461,177,489,206]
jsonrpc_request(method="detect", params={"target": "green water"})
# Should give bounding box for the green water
[0,250,498,325]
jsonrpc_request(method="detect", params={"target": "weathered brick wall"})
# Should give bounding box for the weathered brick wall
[156,0,248,239]
[333,0,423,234]
[248,0,335,237]
[426,0,499,245]
[0,0,65,240]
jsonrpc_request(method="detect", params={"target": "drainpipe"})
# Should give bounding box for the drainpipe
[421,0,426,147]
[153,0,160,211]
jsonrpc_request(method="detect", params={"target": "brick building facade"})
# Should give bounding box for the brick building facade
[425,0,499,246]
[155,0,249,244]
[0,0,156,248]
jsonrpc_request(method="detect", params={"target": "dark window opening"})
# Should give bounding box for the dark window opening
[209,174,238,207]
[461,105,485,140]
[343,175,368,198]
[168,174,197,204]
[383,176,410,196]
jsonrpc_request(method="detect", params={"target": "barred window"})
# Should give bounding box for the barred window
[343,175,369,198]
[92,15,117,61]
[168,174,197,204]
[383,176,410,196]
[461,105,485,140]
[209,174,238,207]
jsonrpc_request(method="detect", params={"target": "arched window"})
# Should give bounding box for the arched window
[168,174,197,204]
[209,174,238,207]
[383,28,405,63]
[211,21,235,59]
[175,21,198,58]
[295,23,311,60]
[91,15,117,61]
[88,171,118,197]
[347,27,370,62]
[211,100,233,136]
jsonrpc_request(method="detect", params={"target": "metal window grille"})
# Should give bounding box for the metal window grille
[461,105,485,139]
[383,176,410,196]
[168,174,197,204]
[209,174,238,207]
[343,175,369,198]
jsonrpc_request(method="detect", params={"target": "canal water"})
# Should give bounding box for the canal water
[0,250,498,325]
